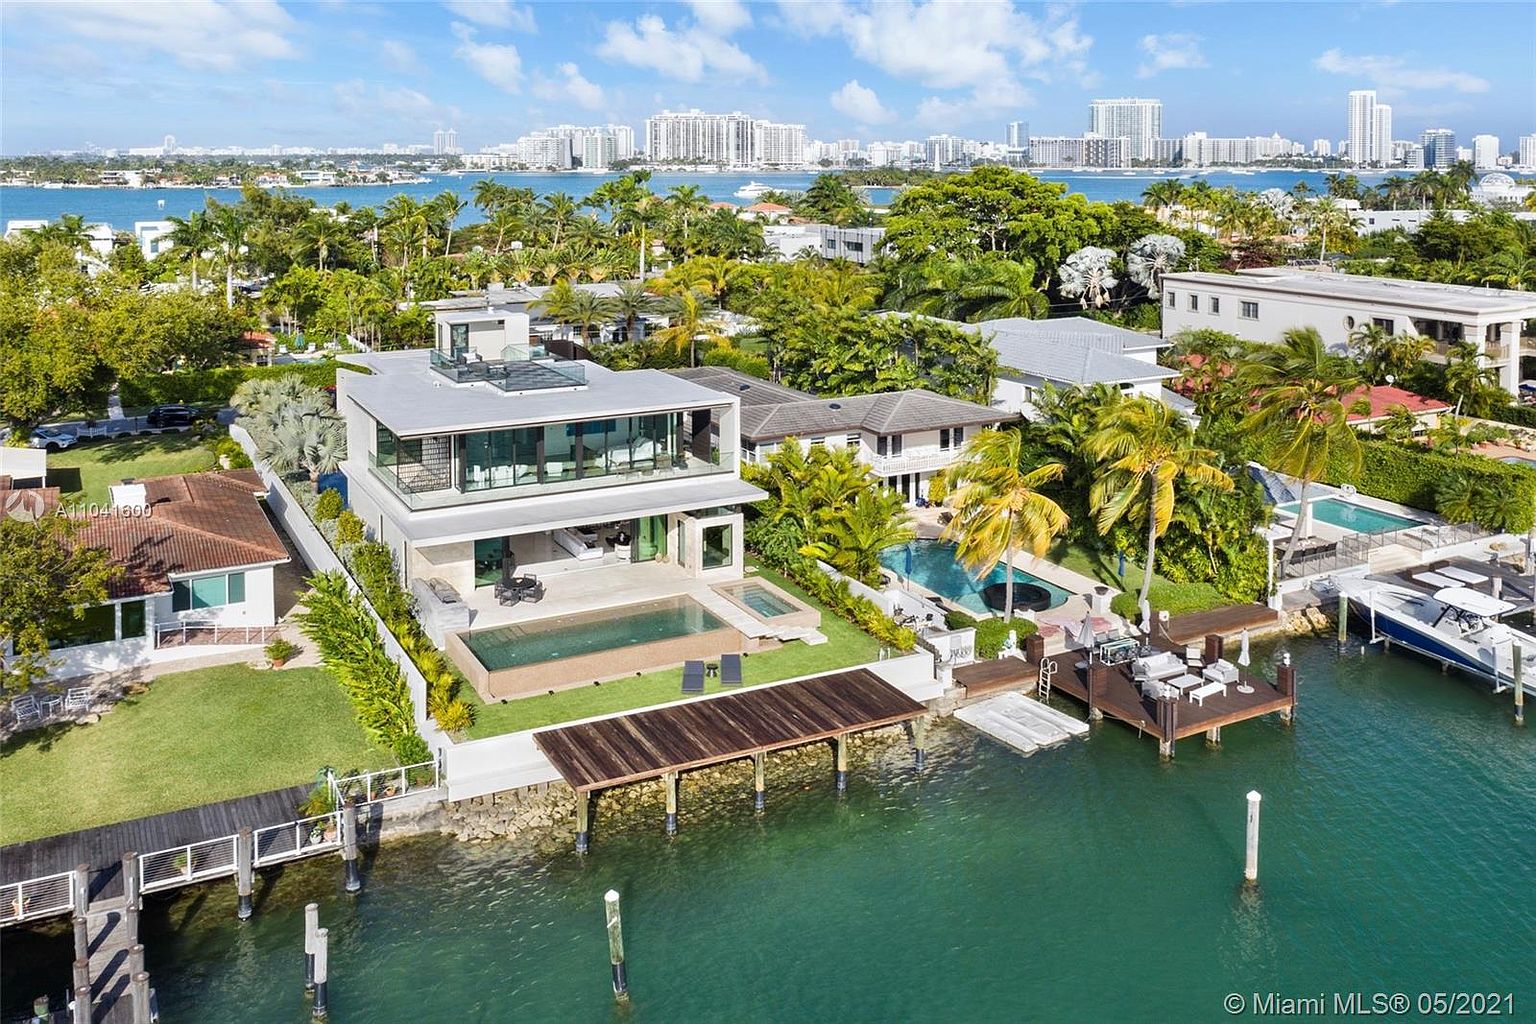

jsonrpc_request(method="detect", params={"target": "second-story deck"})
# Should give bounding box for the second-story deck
[428,348,587,392]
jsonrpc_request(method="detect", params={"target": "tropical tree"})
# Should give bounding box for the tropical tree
[1126,233,1185,298]
[1141,180,1186,223]
[651,286,728,366]
[1442,338,1505,415]
[1236,327,1365,576]
[609,282,656,341]
[801,488,916,583]
[165,210,214,287]
[942,428,1069,623]
[432,191,469,255]
[954,257,1049,320]
[1057,246,1118,308]
[1085,398,1233,607]
[206,201,248,307]
[1348,322,1432,383]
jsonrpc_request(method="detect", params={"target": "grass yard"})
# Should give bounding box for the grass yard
[460,563,882,738]
[1049,540,1228,616]
[48,434,216,505]
[0,665,390,845]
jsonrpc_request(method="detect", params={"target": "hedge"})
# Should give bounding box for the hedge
[119,361,364,409]
[1322,438,1536,532]
[943,610,1037,658]
[1481,403,1536,429]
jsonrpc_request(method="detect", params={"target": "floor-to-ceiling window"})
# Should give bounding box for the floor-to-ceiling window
[473,537,506,586]
[636,515,668,562]
[702,522,733,569]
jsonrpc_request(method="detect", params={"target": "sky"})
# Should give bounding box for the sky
[1,0,1532,156]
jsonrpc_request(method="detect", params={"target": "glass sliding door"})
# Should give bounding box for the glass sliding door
[702,522,732,569]
[636,515,667,562]
[473,537,506,586]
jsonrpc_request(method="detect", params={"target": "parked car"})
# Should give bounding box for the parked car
[146,404,200,428]
[29,426,78,451]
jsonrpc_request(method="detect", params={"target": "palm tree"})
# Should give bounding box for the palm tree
[1349,323,1432,383]
[1126,234,1186,298]
[269,413,347,491]
[1141,179,1186,223]
[941,428,1069,623]
[485,207,523,256]
[537,193,578,247]
[26,213,97,253]
[206,201,248,308]
[432,191,469,255]
[801,488,915,585]
[1236,327,1365,577]
[1085,398,1232,607]
[667,184,711,253]
[1443,338,1501,411]
[296,213,343,271]
[165,210,213,288]
[954,258,1049,320]
[1479,248,1536,290]
[651,287,728,366]
[610,282,655,342]
[1057,246,1118,308]
[1306,197,1352,260]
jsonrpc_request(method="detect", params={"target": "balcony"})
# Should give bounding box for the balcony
[429,349,586,392]
[867,449,962,475]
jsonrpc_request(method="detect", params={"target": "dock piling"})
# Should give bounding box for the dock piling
[752,752,766,811]
[912,717,927,769]
[124,902,139,947]
[72,957,90,996]
[72,914,88,962]
[123,851,140,912]
[71,986,91,1024]
[311,927,329,1019]
[1514,643,1526,726]
[72,863,89,916]
[342,799,362,894]
[834,734,848,793]
[1244,790,1262,883]
[575,793,591,854]
[1205,726,1221,746]
[1277,653,1296,723]
[663,772,679,836]
[303,902,319,992]
[236,827,254,919]
[130,971,151,1024]
[604,889,629,1001]
[1337,594,1348,648]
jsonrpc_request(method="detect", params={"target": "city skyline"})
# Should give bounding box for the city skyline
[1,1,1531,156]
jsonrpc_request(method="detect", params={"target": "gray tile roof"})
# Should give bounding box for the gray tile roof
[1162,269,1536,317]
[667,366,1004,441]
[974,315,1166,351]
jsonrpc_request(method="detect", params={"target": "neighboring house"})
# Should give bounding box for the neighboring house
[0,448,48,488]
[414,282,657,346]
[337,309,765,600]
[817,225,888,265]
[1159,268,1536,397]
[1345,385,1452,432]
[0,470,289,680]
[740,202,793,223]
[669,366,1007,504]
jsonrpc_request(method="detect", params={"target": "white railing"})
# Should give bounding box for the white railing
[867,450,957,475]
[253,812,342,867]
[0,871,75,925]
[153,620,282,647]
[140,835,239,893]
[331,761,439,805]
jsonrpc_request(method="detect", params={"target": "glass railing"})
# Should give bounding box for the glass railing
[370,449,737,510]
[428,349,587,390]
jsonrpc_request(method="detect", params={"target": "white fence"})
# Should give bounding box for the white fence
[140,835,239,893]
[253,812,343,867]
[332,761,440,805]
[0,870,74,925]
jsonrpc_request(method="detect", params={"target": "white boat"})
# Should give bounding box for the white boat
[733,181,772,198]
[1335,578,1536,695]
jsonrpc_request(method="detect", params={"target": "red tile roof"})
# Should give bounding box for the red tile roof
[745,202,791,213]
[1344,385,1452,421]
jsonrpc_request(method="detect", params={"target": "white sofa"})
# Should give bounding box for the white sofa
[553,527,603,561]
[1132,651,1185,683]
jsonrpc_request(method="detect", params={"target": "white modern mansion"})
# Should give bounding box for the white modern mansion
[337,308,764,600]
[1159,269,1536,396]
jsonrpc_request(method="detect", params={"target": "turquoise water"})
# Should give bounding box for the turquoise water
[1501,456,1536,470]
[1279,497,1424,534]
[461,596,727,671]
[880,539,1073,614]
[0,170,1365,228]
[727,581,798,618]
[3,637,1533,1021]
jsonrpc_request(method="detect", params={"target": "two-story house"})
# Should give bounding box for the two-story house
[668,366,1007,504]
[337,309,765,602]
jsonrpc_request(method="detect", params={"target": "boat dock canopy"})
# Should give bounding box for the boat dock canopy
[534,668,926,792]
[1433,586,1515,617]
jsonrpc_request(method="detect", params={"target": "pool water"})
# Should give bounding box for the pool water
[1278,497,1423,534]
[878,539,1072,615]
[461,597,727,670]
[728,582,798,618]
[1500,455,1536,470]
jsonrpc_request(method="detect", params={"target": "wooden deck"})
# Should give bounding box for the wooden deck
[1164,604,1282,646]
[953,657,1038,698]
[534,668,926,792]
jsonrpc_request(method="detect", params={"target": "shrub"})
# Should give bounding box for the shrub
[702,346,772,379]
[350,541,412,625]
[392,732,431,767]
[434,699,475,734]
[1321,438,1536,532]
[334,509,365,545]
[204,433,254,469]
[314,488,344,521]
[294,572,417,748]
[264,637,300,665]
[119,360,361,409]
[942,608,1036,657]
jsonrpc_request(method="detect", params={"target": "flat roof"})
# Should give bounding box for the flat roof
[340,351,733,436]
[1162,269,1536,318]
[534,667,925,792]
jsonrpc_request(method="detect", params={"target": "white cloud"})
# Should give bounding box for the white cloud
[532,62,606,110]
[597,12,766,83]
[332,80,459,124]
[685,0,752,35]
[1314,48,1489,93]
[1137,33,1206,77]
[452,22,522,93]
[379,39,422,74]
[829,79,895,125]
[12,0,298,72]
[441,0,534,32]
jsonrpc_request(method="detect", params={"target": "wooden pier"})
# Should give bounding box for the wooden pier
[953,657,1038,699]
[1163,604,1283,646]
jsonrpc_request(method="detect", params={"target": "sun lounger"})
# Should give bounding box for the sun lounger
[681,660,705,694]
[719,653,742,687]
[1202,660,1240,686]
[1189,681,1228,706]
[1438,566,1489,586]
[1412,571,1459,589]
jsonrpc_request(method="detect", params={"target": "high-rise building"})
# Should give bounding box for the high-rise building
[1521,134,1536,169]
[1348,89,1376,165]
[1027,135,1128,168]
[1472,134,1500,169]
[162,134,177,155]
[1006,121,1029,148]
[1311,138,1332,157]
[432,128,459,156]
[925,133,969,167]
[1420,128,1457,169]
[1371,104,1393,166]
[752,120,808,167]
[645,110,762,164]
[1089,98,1161,160]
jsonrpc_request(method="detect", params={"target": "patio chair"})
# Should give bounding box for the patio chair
[1184,644,1204,670]
[493,580,524,606]
[10,695,41,726]
[681,660,705,694]
[64,687,92,714]
[720,653,743,687]
[1202,660,1240,687]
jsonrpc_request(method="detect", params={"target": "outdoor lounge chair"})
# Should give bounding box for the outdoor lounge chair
[1202,660,1240,687]
[64,687,92,714]
[682,660,705,694]
[10,695,40,726]
[720,653,742,687]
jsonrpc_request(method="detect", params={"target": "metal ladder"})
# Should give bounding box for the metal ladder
[1037,658,1057,701]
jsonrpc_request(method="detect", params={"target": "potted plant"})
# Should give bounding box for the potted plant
[265,637,300,668]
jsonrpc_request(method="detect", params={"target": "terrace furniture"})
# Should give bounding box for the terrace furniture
[11,695,40,725]
[553,527,603,561]
[681,660,705,695]
[39,694,63,718]
[1412,571,1459,589]
[1202,660,1241,687]
[1184,645,1204,669]
[64,687,92,714]
[720,653,742,687]
[1140,679,1178,700]
[496,574,543,606]
[1165,672,1204,696]
[1439,566,1490,586]
[1132,651,1185,684]
[1189,680,1228,706]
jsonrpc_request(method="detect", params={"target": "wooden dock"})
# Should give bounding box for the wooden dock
[954,693,1088,756]
[1164,604,1282,646]
[953,657,1038,698]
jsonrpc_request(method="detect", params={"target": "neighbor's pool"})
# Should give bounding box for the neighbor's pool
[1278,496,1424,534]
[1500,455,1536,470]
[461,596,728,671]
[878,540,1072,615]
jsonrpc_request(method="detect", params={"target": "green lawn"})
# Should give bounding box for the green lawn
[460,564,881,738]
[1049,540,1228,615]
[48,434,216,505]
[0,665,389,845]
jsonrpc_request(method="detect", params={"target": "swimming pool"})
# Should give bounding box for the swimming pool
[879,540,1072,615]
[1500,455,1536,470]
[460,597,729,672]
[1277,496,1424,534]
[726,581,798,618]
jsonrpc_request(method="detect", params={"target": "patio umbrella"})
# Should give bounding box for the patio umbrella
[1237,628,1251,667]
[1139,598,1153,636]
[1075,614,1096,650]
